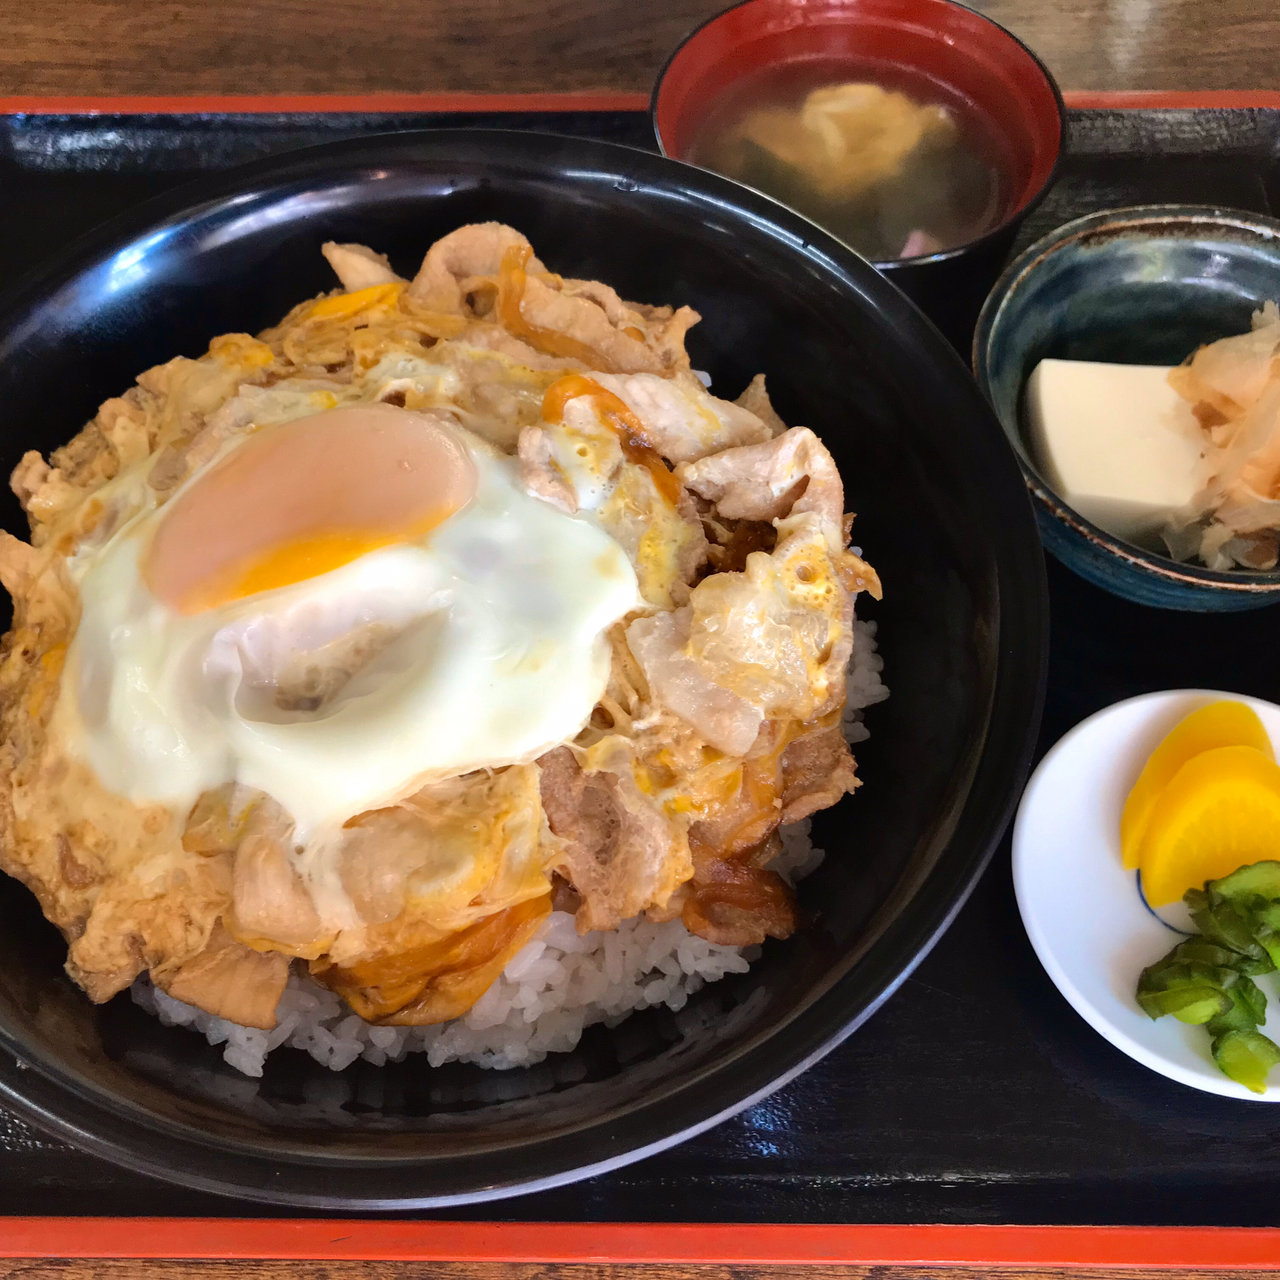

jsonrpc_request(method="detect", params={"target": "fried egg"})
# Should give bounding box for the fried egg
[54,403,641,836]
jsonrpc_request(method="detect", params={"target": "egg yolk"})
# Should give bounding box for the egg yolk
[144,404,477,614]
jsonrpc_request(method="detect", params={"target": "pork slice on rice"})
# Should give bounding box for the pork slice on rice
[537,744,692,933]
[154,922,289,1030]
[734,373,789,437]
[409,221,699,374]
[778,721,861,823]
[586,371,774,463]
[311,765,555,1025]
[320,241,403,291]
[675,424,845,524]
[625,512,866,748]
[618,424,881,945]
[408,223,547,313]
[632,427,881,761]
[515,393,709,607]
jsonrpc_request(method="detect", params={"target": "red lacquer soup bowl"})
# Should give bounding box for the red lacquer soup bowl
[653,0,1065,342]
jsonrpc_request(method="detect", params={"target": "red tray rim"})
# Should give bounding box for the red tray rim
[0,1220,1277,1265]
[1,82,1278,1264]
[0,88,1276,113]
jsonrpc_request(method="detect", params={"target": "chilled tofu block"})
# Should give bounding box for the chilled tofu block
[1026,358,1207,546]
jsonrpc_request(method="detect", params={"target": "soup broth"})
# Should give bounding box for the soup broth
[687,58,1009,262]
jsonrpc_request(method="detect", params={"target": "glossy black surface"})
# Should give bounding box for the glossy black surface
[0,108,1276,1227]
[0,126,1045,1206]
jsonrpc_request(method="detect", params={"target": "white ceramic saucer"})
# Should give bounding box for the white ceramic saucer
[1013,688,1280,1101]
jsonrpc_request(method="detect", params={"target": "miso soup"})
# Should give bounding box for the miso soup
[687,59,1009,262]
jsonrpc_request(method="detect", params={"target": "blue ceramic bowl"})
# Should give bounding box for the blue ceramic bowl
[973,204,1280,611]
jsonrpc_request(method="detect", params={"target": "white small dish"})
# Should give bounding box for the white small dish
[1013,688,1280,1101]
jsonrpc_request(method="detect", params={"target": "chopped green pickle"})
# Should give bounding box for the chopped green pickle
[1253,925,1280,973]
[1170,940,1253,969]
[1211,1030,1280,1094]
[1184,887,1210,914]
[1206,981,1267,1036]
[1137,986,1230,1023]
[1238,975,1268,1024]
[1188,897,1268,960]
[1135,859,1280,1090]
[1171,939,1273,976]
[1139,958,1241,993]
[1210,861,1280,903]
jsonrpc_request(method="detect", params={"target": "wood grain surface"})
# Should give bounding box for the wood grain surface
[0,0,1276,96]
[1,0,1277,1278]
[0,1267,1275,1280]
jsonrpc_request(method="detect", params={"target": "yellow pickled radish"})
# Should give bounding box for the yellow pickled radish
[1120,700,1274,869]
[1139,744,1280,906]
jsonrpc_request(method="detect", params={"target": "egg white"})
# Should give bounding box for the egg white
[54,422,641,837]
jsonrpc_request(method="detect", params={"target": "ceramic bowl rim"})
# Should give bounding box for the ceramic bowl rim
[649,0,1067,270]
[972,201,1280,597]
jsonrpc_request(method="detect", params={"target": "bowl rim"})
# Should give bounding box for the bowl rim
[972,201,1280,595]
[0,126,1049,1207]
[649,0,1068,269]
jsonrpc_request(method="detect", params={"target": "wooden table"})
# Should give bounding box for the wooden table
[1,0,1276,96]
[1,0,1278,1277]
[0,1266,1275,1280]
[6,1267,1266,1280]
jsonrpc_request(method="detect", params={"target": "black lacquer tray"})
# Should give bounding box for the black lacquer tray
[0,102,1277,1233]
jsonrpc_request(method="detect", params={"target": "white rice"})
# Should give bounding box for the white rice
[131,619,888,1077]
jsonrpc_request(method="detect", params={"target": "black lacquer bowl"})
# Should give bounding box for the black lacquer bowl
[0,130,1046,1208]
